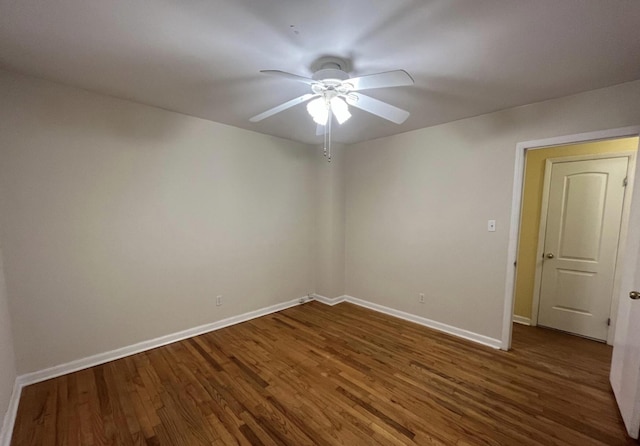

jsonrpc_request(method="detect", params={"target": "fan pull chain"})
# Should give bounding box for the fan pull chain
[327,109,332,163]
[323,122,327,157]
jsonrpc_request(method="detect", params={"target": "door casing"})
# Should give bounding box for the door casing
[501,126,640,351]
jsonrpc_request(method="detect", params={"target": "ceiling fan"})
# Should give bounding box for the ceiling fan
[249,56,414,128]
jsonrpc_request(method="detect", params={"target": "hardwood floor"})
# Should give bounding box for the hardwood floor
[11,302,636,445]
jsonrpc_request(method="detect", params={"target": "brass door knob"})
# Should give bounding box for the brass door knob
[630,291,640,300]
[546,253,555,259]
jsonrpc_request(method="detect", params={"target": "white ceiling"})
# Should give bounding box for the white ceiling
[1,0,639,145]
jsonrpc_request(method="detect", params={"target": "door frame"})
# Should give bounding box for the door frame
[529,152,636,344]
[501,126,640,350]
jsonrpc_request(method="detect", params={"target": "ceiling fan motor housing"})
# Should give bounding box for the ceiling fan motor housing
[311,56,351,82]
[312,67,349,82]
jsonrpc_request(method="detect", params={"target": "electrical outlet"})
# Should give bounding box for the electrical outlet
[419,293,425,303]
[216,295,222,306]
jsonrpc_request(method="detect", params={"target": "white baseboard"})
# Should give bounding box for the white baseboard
[0,379,22,446]
[17,296,306,388]
[314,294,502,350]
[1,296,309,445]
[310,293,345,306]
[3,293,502,444]
[512,315,531,326]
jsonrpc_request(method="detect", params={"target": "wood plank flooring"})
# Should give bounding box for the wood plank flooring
[11,302,636,445]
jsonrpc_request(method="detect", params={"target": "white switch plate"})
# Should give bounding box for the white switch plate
[488,220,496,232]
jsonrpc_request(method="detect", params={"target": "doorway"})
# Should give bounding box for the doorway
[501,128,640,439]
[501,129,640,350]
[514,139,636,343]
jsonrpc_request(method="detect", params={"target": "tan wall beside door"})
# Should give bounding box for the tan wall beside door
[514,137,639,320]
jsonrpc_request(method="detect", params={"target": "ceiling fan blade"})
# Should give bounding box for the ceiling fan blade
[260,70,316,85]
[346,70,414,91]
[346,93,410,124]
[249,94,317,122]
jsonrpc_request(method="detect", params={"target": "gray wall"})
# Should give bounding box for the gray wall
[314,144,346,298]
[345,80,640,341]
[0,70,316,373]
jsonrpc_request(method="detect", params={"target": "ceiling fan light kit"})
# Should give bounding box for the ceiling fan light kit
[250,56,414,162]
[330,96,351,124]
[306,97,329,125]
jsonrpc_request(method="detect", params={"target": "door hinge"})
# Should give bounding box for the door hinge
[513,261,517,267]
[623,177,628,187]
[607,318,611,326]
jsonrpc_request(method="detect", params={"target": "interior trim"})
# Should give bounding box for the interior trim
[502,125,640,351]
[512,315,532,326]
[312,294,502,349]
[0,380,21,446]
[310,293,345,306]
[17,296,306,388]
[2,292,502,444]
[343,296,502,350]
[1,296,308,445]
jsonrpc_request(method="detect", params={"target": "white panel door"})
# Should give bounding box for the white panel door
[610,152,640,439]
[538,157,628,340]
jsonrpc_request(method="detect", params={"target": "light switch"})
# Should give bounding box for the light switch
[488,220,496,232]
